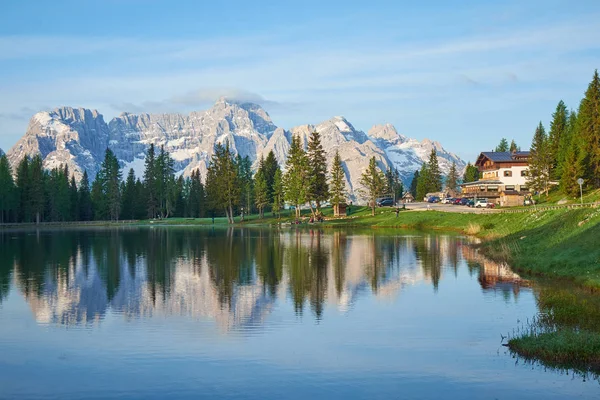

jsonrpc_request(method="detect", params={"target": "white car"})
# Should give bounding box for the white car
[441,198,452,204]
[474,198,488,208]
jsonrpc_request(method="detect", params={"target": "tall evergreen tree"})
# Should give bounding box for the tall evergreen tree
[272,168,284,218]
[509,140,520,152]
[446,161,460,194]
[78,170,93,221]
[205,143,240,223]
[416,163,430,201]
[254,169,269,219]
[94,149,122,220]
[463,162,479,183]
[561,140,582,197]
[69,174,79,221]
[410,169,419,198]
[307,130,329,213]
[29,155,45,224]
[576,70,600,188]
[548,100,569,179]
[121,168,137,220]
[15,157,31,222]
[263,150,280,203]
[426,149,442,192]
[237,154,253,214]
[0,154,16,223]
[495,138,509,152]
[144,144,158,218]
[359,157,385,216]
[329,150,346,211]
[526,122,551,196]
[283,135,309,219]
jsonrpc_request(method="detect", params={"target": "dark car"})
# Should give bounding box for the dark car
[377,197,394,207]
[459,198,470,205]
[427,196,440,203]
[467,199,475,207]
[453,198,462,205]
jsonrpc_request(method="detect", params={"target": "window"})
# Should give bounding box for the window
[488,186,498,192]
[520,186,529,192]
[521,170,528,177]
[505,185,515,191]
[504,170,512,177]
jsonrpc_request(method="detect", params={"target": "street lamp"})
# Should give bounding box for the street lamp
[577,178,584,205]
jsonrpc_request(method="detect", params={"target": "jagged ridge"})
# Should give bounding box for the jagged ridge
[6,99,466,201]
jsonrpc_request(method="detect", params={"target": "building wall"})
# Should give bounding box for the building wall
[481,166,528,185]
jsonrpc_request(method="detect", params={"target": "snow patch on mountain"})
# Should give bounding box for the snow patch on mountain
[7,99,465,201]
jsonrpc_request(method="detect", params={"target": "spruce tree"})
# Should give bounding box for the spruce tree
[548,100,569,179]
[254,169,269,218]
[272,168,284,218]
[78,170,93,221]
[205,143,240,223]
[263,150,280,203]
[416,163,429,201]
[307,130,329,213]
[144,144,158,218]
[329,150,346,211]
[509,140,519,152]
[576,70,600,188]
[69,174,79,221]
[29,155,45,224]
[495,138,509,152]
[446,161,460,194]
[16,157,31,222]
[121,168,137,220]
[410,169,419,198]
[526,122,551,196]
[283,135,309,219]
[0,154,16,223]
[561,142,582,197]
[426,149,442,192]
[463,163,479,183]
[359,156,385,216]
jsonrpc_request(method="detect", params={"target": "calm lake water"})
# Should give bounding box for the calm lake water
[0,227,598,399]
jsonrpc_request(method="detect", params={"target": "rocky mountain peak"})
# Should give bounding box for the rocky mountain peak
[368,123,406,144]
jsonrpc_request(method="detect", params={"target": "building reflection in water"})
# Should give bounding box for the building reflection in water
[0,227,530,331]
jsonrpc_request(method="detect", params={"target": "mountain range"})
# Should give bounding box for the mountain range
[5,98,465,201]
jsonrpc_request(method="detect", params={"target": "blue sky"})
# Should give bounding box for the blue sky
[1,0,599,162]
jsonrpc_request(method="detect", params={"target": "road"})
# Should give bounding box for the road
[401,202,498,214]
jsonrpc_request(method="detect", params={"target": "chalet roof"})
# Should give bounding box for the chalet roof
[475,151,530,167]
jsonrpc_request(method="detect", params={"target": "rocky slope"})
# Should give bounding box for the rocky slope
[6,98,465,201]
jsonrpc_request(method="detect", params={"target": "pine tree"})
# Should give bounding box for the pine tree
[509,140,520,152]
[307,130,329,213]
[359,157,385,216]
[283,135,309,219]
[416,163,429,201]
[16,157,31,222]
[548,100,569,180]
[254,169,269,218]
[463,163,479,183]
[446,161,460,194]
[0,154,16,223]
[495,138,509,152]
[526,122,551,196]
[69,174,79,221]
[410,169,419,198]
[272,168,284,218]
[121,168,137,220]
[263,150,280,203]
[144,144,158,218]
[29,155,45,224]
[205,143,240,223]
[237,154,253,215]
[426,149,442,192]
[561,142,582,197]
[576,70,600,188]
[78,170,93,221]
[94,149,122,221]
[329,150,346,211]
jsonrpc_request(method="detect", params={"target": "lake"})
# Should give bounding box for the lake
[0,227,598,399]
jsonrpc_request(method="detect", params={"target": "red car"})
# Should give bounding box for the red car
[453,198,462,205]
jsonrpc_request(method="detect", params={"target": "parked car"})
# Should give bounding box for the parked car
[453,198,462,205]
[459,198,470,205]
[441,197,453,204]
[474,198,488,208]
[427,196,441,203]
[467,199,475,207]
[486,203,496,209]
[377,197,394,207]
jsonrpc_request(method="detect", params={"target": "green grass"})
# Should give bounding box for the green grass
[508,329,600,374]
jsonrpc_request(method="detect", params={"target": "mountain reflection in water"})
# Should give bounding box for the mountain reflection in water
[0,227,527,332]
